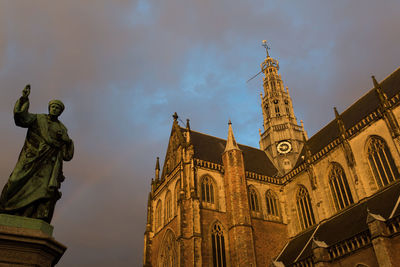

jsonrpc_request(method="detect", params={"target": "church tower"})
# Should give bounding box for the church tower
[258,41,304,174]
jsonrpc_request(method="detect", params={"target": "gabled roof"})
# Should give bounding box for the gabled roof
[187,129,279,177]
[295,67,400,168]
[277,181,400,265]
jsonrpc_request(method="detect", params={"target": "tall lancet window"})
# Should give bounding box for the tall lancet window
[329,163,354,211]
[211,224,227,267]
[164,191,172,223]
[273,100,280,116]
[249,187,260,212]
[174,180,181,215]
[285,100,290,114]
[201,176,215,204]
[265,190,280,218]
[159,230,177,267]
[155,200,162,230]
[367,136,399,188]
[296,186,316,230]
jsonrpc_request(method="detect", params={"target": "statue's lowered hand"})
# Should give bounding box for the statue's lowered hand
[57,131,72,144]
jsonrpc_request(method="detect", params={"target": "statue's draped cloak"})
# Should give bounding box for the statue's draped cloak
[0,98,74,211]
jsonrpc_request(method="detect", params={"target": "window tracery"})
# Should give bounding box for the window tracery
[159,230,177,267]
[249,187,260,212]
[211,223,227,267]
[201,176,215,204]
[296,186,315,230]
[367,136,399,188]
[174,180,181,215]
[265,190,280,218]
[155,200,162,230]
[329,163,354,211]
[165,191,172,223]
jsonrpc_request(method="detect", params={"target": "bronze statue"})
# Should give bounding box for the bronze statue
[0,85,74,223]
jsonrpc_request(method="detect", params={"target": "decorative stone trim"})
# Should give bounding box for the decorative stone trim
[387,215,400,235]
[194,158,224,172]
[328,230,371,260]
[292,256,313,267]
[284,93,400,184]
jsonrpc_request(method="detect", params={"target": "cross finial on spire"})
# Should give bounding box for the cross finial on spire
[262,40,270,58]
[172,112,178,121]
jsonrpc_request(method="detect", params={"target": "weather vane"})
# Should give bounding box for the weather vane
[262,40,270,58]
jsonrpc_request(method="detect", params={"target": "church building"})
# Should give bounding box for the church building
[143,44,400,267]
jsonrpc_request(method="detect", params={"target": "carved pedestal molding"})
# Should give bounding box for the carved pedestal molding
[0,214,66,267]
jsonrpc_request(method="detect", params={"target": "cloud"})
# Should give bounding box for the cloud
[0,0,400,265]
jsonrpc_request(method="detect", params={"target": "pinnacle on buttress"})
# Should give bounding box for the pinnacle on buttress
[334,107,346,136]
[224,120,240,152]
[155,157,160,181]
[186,119,191,131]
[185,119,191,143]
[372,75,379,88]
[372,75,388,105]
[334,107,340,119]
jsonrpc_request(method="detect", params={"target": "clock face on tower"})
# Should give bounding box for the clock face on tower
[277,141,292,154]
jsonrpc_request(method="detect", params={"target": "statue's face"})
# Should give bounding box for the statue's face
[49,104,63,117]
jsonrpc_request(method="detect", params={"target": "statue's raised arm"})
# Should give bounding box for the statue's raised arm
[0,85,74,223]
[14,84,36,128]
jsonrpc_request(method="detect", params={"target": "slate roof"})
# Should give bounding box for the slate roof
[295,67,400,167]
[187,129,279,177]
[276,181,400,265]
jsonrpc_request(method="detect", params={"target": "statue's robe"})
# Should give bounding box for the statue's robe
[0,98,74,222]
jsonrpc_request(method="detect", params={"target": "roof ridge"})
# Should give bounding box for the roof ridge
[339,67,400,116]
[287,181,400,240]
[306,67,400,142]
[316,181,400,226]
[185,127,265,152]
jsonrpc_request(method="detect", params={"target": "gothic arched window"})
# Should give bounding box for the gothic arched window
[329,163,354,211]
[211,224,227,267]
[201,176,215,204]
[174,180,181,215]
[265,190,280,218]
[159,230,177,267]
[249,187,260,212]
[155,200,162,230]
[367,136,399,188]
[165,191,172,223]
[296,186,316,230]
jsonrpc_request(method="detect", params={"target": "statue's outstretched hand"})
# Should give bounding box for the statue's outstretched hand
[22,84,30,99]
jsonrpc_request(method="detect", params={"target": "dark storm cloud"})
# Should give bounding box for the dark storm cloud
[0,0,400,266]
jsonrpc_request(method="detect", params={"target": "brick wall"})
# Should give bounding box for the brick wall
[252,218,288,265]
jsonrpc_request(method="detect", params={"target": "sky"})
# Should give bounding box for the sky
[0,1,400,266]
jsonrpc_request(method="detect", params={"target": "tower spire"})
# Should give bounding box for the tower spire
[258,41,305,173]
[224,120,240,152]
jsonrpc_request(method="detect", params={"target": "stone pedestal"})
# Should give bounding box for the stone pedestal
[0,214,66,267]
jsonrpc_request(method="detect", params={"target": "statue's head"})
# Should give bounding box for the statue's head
[48,100,65,117]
